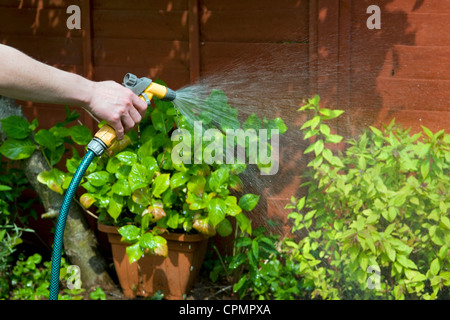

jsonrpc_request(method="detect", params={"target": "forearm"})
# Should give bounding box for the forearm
[0,44,93,107]
[0,44,147,140]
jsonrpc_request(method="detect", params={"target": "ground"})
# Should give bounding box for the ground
[98,271,235,300]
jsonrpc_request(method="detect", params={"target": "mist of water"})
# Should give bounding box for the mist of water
[170,45,315,235]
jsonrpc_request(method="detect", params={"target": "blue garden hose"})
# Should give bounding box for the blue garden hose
[49,127,114,300]
[49,150,96,300]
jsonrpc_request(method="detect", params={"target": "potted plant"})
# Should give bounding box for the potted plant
[37,86,286,299]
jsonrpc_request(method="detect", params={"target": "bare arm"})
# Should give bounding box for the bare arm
[0,44,147,139]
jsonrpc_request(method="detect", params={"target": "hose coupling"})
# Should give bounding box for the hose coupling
[88,124,117,156]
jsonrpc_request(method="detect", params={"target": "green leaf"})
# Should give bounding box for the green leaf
[138,139,155,159]
[265,117,287,135]
[111,179,131,196]
[69,125,92,145]
[429,258,440,276]
[139,233,158,250]
[369,126,383,137]
[420,161,429,179]
[0,116,32,139]
[152,173,170,197]
[319,124,331,136]
[186,191,209,210]
[0,185,12,191]
[325,134,343,144]
[141,156,158,180]
[132,187,152,206]
[106,157,121,174]
[166,211,179,229]
[301,116,320,131]
[421,125,433,138]
[151,108,170,133]
[208,167,229,193]
[128,163,148,192]
[116,151,138,166]
[208,198,227,227]
[80,193,96,209]
[238,193,260,211]
[86,171,111,187]
[216,218,233,237]
[170,172,189,189]
[319,108,344,120]
[384,241,396,262]
[297,196,306,211]
[107,194,123,221]
[187,175,206,196]
[235,212,252,235]
[125,242,143,264]
[0,138,36,160]
[309,94,320,106]
[118,225,140,243]
[34,129,57,151]
[397,254,418,269]
[314,139,324,156]
[225,196,242,216]
[37,169,65,194]
[242,113,262,131]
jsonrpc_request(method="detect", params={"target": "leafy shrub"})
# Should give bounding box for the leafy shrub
[25,89,285,263]
[4,252,84,300]
[0,161,35,298]
[284,95,449,299]
[212,226,304,300]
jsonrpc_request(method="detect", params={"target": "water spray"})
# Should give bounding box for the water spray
[49,74,176,300]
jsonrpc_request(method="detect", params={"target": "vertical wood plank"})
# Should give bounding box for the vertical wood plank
[81,0,94,80]
[309,0,318,97]
[188,0,200,83]
[337,0,353,138]
[80,0,95,131]
[338,0,352,109]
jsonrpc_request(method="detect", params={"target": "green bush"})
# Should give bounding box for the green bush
[284,95,449,299]
[3,252,85,300]
[1,89,285,263]
[0,161,35,298]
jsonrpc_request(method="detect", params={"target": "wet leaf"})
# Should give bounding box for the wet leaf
[119,225,140,243]
[193,218,216,236]
[86,171,111,187]
[152,173,170,197]
[128,163,148,192]
[80,193,96,209]
[208,198,227,226]
[238,194,260,211]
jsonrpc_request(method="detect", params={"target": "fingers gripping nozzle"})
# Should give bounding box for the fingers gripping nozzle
[123,73,176,105]
[89,74,176,155]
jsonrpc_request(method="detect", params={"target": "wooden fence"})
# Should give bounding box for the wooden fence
[1,0,448,233]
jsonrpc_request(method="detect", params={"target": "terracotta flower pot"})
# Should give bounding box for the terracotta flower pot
[98,223,208,300]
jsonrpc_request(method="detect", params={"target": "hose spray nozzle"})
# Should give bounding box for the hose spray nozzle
[89,74,176,156]
[123,73,176,104]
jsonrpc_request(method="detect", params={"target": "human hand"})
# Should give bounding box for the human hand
[85,80,147,140]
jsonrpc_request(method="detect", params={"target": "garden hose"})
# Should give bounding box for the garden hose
[49,74,176,300]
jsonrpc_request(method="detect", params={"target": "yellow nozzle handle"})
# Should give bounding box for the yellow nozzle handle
[141,82,176,104]
[123,73,176,104]
[142,82,168,101]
